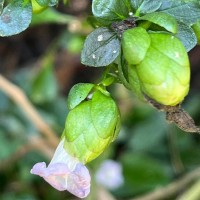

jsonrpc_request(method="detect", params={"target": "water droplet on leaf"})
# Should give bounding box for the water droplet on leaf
[97,34,103,41]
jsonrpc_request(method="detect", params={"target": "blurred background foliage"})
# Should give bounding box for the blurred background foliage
[1,0,200,200]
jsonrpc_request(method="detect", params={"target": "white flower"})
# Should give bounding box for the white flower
[30,139,91,198]
[95,160,124,190]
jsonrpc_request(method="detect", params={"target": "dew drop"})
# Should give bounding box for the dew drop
[97,34,103,41]
[92,54,96,59]
[129,12,133,16]
[113,50,117,54]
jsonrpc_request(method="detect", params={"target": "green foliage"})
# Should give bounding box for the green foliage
[0,0,32,36]
[0,0,59,36]
[118,153,170,196]
[31,66,58,104]
[130,0,163,15]
[176,21,197,51]
[67,83,94,110]
[92,0,129,25]
[81,27,120,67]
[160,1,200,25]
[138,12,178,33]
[1,0,200,199]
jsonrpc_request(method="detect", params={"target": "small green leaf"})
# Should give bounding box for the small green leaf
[92,0,129,25]
[64,90,120,163]
[81,27,120,67]
[67,83,94,110]
[176,21,197,52]
[36,0,58,6]
[131,0,163,15]
[192,19,200,44]
[161,2,200,25]
[0,0,32,36]
[135,33,190,106]
[138,12,178,33]
[122,27,150,65]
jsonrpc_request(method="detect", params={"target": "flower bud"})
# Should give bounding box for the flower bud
[122,27,151,65]
[64,86,121,164]
[127,33,190,106]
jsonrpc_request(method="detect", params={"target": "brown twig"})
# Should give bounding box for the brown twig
[131,167,200,200]
[0,136,54,171]
[97,186,117,200]
[0,75,59,148]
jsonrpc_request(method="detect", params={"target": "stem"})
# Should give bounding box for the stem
[167,127,185,175]
[117,53,131,90]
[0,75,59,148]
[131,167,200,200]
[177,180,200,200]
[0,136,54,171]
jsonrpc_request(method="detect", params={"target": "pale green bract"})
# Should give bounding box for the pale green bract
[64,89,120,164]
[125,33,190,106]
[67,83,94,110]
[122,27,151,65]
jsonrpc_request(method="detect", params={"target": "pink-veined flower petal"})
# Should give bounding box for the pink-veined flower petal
[30,139,91,198]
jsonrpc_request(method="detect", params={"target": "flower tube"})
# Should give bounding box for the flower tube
[30,139,91,199]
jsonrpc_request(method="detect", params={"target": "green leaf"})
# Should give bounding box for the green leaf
[92,0,129,25]
[67,83,94,110]
[122,27,150,65]
[134,33,190,106]
[64,90,120,163]
[159,0,184,10]
[192,19,200,44]
[131,0,163,15]
[128,112,167,151]
[0,0,32,36]
[176,21,197,52]
[81,27,120,67]
[116,152,170,197]
[138,12,178,33]
[31,66,58,104]
[36,0,58,6]
[161,2,200,25]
